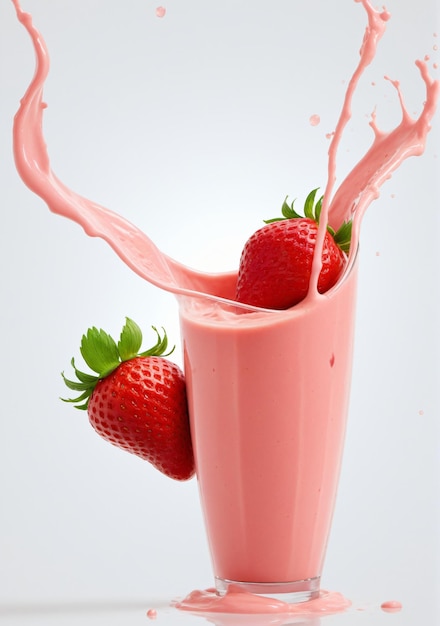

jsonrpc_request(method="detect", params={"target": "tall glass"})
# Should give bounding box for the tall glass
[178,255,358,603]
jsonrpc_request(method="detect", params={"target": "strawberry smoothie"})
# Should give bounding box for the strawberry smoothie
[10,0,439,616]
[178,254,358,600]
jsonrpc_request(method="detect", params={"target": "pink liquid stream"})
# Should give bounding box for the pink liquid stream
[11,0,438,310]
[10,0,439,617]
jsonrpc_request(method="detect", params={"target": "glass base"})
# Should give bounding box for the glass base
[215,576,320,603]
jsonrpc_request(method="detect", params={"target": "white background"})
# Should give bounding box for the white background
[0,0,439,624]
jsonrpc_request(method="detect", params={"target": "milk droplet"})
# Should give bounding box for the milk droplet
[309,114,321,126]
[381,600,402,613]
[156,6,166,18]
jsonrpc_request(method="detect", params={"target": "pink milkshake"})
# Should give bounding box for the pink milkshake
[179,254,358,600]
[10,0,439,616]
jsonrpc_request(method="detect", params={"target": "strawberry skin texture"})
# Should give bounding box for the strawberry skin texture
[236,218,345,310]
[87,356,195,481]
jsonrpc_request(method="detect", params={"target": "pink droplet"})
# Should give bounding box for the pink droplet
[425,54,430,61]
[375,251,380,257]
[329,353,335,368]
[419,409,425,416]
[147,608,158,619]
[434,44,439,51]
[381,600,402,613]
[309,114,321,127]
[434,63,439,69]
[155,6,166,18]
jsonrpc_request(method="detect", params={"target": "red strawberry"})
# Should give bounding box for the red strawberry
[62,318,195,481]
[235,189,352,310]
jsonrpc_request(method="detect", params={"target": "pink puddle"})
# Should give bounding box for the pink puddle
[174,587,351,618]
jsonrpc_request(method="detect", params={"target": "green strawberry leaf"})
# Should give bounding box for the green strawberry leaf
[60,389,90,409]
[70,358,99,384]
[314,195,323,223]
[118,317,143,361]
[80,327,120,376]
[61,373,93,392]
[333,221,352,253]
[265,197,300,223]
[281,197,302,220]
[265,190,324,224]
[304,188,320,220]
[139,326,174,357]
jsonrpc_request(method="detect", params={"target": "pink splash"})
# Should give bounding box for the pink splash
[10,0,439,306]
[156,6,166,18]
